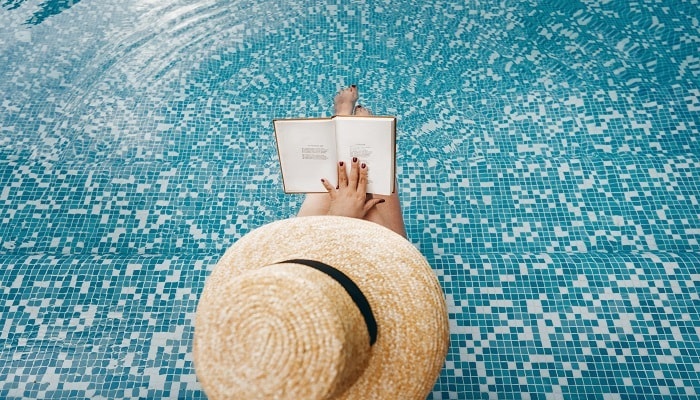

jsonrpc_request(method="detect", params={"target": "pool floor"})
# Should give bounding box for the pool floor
[1,0,699,398]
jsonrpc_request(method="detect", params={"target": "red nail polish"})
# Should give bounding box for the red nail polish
[352,157,358,163]
[339,161,344,166]
[361,163,366,169]
[321,179,325,182]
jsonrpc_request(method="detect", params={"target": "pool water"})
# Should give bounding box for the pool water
[1,0,699,398]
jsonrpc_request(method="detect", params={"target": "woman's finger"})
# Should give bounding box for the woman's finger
[357,161,369,195]
[320,178,336,196]
[363,198,386,214]
[337,161,348,188]
[348,157,359,189]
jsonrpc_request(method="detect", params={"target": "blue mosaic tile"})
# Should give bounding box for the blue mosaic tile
[1,0,699,398]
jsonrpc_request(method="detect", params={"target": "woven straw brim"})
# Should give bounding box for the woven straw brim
[194,216,450,400]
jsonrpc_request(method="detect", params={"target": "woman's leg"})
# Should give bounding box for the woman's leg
[353,105,407,238]
[297,86,407,238]
[296,193,332,217]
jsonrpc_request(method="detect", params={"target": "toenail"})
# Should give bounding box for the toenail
[351,84,356,88]
[353,157,358,162]
[356,105,362,108]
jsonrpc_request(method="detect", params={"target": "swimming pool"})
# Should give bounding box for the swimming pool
[1,0,699,398]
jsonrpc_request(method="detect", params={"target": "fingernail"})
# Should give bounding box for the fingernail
[361,163,366,169]
[339,161,344,166]
[352,157,358,163]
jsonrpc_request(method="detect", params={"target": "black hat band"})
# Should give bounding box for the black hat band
[279,259,378,346]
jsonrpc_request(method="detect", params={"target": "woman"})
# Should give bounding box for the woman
[194,87,448,399]
[296,85,407,238]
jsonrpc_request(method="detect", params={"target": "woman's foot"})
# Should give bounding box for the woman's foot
[354,104,372,116]
[334,85,358,115]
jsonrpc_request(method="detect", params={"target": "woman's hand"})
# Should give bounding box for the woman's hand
[321,157,385,219]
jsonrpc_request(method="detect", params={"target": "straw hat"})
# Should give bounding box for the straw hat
[194,216,449,399]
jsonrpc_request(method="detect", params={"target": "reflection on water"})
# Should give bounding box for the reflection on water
[1,0,25,10]
[1,0,82,25]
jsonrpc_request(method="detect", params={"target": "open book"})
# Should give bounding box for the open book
[273,116,396,195]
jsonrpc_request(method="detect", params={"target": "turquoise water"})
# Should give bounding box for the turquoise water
[1,0,699,398]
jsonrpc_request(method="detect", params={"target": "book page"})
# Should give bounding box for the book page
[273,118,337,193]
[334,116,396,195]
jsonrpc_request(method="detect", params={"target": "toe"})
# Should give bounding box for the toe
[354,104,372,116]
